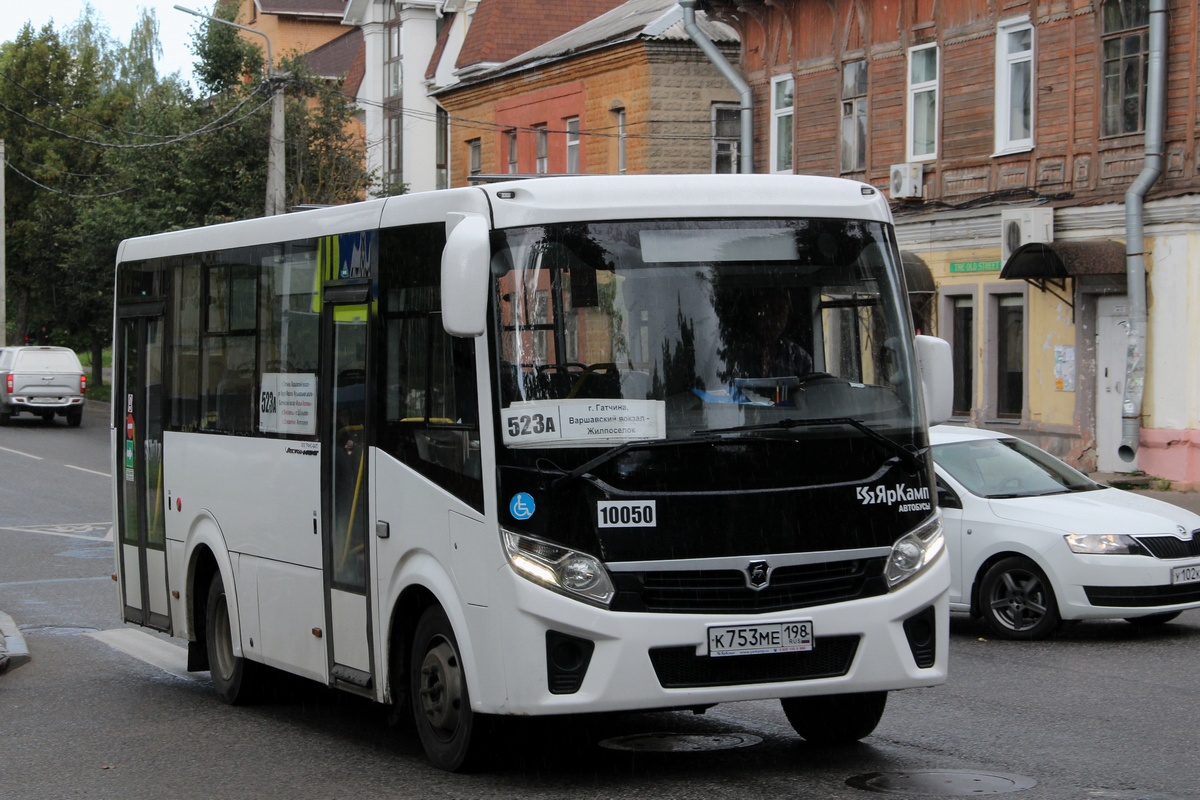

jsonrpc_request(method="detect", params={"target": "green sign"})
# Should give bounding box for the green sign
[949,260,1001,274]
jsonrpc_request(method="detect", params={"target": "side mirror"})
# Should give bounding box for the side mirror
[914,335,953,426]
[441,212,491,337]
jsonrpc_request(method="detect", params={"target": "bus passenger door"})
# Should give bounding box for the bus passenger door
[116,311,171,632]
[320,297,374,691]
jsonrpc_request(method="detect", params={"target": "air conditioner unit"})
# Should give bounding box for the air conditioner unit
[889,163,924,199]
[1000,208,1055,262]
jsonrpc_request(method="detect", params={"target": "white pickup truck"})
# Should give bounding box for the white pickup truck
[0,346,87,427]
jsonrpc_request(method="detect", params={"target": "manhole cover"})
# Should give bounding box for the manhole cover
[599,732,763,753]
[847,770,1037,796]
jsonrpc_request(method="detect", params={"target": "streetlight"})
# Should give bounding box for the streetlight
[175,4,286,216]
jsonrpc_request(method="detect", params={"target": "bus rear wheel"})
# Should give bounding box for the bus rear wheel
[410,605,488,771]
[205,571,259,705]
[781,691,887,745]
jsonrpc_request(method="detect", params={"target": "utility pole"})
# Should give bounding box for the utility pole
[1,139,6,346]
[175,5,284,216]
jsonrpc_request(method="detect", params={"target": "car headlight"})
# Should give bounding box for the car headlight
[885,513,945,589]
[503,529,615,606]
[1064,534,1145,555]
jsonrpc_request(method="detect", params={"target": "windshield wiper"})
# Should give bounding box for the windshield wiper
[696,416,928,471]
[549,432,752,490]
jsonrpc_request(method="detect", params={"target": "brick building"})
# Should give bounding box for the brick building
[434,0,741,185]
[710,0,1200,485]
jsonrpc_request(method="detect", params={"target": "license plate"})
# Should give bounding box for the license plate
[1171,564,1200,585]
[707,620,814,658]
[32,397,57,403]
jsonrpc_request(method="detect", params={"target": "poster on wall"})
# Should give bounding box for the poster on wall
[1054,346,1075,392]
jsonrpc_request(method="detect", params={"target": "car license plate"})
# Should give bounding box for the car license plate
[707,620,814,657]
[1171,564,1200,585]
[32,397,56,402]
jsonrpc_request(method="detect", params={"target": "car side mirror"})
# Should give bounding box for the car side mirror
[937,482,962,510]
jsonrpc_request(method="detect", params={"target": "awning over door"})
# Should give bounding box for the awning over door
[1000,240,1127,317]
[1000,240,1126,280]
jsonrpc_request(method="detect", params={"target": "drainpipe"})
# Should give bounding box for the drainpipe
[1118,0,1168,462]
[679,0,753,173]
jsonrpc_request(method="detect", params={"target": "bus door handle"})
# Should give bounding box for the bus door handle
[376,520,390,539]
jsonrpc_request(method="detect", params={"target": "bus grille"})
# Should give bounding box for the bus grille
[610,558,888,614]
[1134,532,1200,560]
[648,636,859,688]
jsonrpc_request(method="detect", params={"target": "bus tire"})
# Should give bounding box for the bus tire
[410,605,488,771]
[205,571,259,705]
[781,691,887,745]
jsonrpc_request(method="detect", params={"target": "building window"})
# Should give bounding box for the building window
[952,297,975,417]
[712,104,739,173]
[616,109,626,174]
[996,295,1024,418]
[770,74,794,173]
[435,107,448,189]
[840,61,867,173]
[468,138,481,177]
[565,117,580,173]
[383,7,404,190]
[1101,0,1149,136]
[507,130,518,174]
[534,125,548,173]
[996,19,1034,153]
[907,44,939,161]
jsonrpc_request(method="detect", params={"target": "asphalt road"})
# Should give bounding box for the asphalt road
[3,406,1199,799]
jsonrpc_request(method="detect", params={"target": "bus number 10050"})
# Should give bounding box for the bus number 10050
[597,500,657,528]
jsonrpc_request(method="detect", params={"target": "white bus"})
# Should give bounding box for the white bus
[112,175,953,771]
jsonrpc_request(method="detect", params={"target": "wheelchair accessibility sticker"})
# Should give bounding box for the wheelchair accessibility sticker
[509,492,536,520]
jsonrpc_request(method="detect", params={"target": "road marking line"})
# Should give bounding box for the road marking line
[0,522,113,541]
[0,445,43,460]
[88,628,203,682]
[65,464,111,477]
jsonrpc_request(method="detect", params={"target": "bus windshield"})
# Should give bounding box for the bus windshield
[492,218,921,451]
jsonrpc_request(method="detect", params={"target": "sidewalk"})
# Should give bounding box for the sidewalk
[0,611,30,674]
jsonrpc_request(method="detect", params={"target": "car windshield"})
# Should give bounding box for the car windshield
[933,436,1101,498]
[491,218,922,451]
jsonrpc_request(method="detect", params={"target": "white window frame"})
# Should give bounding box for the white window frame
[770,74,794,174]
[840,60,868,173]
[906,44,939,162]
[712,103,739,174]
[616,110,626,174]
[535,125,548,174]
[994,18,1034,155]
[507,130,518,174]
[565,117,580,173]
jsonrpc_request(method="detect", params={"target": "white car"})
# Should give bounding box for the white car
[930,424,1200,639]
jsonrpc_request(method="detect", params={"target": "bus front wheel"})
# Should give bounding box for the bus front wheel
[410,605,488,771]
[205,571,259,705]
[781,691,887,745]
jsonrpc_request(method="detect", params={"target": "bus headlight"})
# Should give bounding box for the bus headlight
[885,513,944,589]
[503,530,615,607]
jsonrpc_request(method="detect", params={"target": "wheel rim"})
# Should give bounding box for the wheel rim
[988,568,1050,632]
[418,637,464,743]
[211,594,236,680]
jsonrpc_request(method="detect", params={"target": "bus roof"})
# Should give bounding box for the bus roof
[116,175,892,264]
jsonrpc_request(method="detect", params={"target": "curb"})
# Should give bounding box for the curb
[0,611,31,674]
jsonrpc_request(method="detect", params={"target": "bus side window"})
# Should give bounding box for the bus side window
[377,224,483,511]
